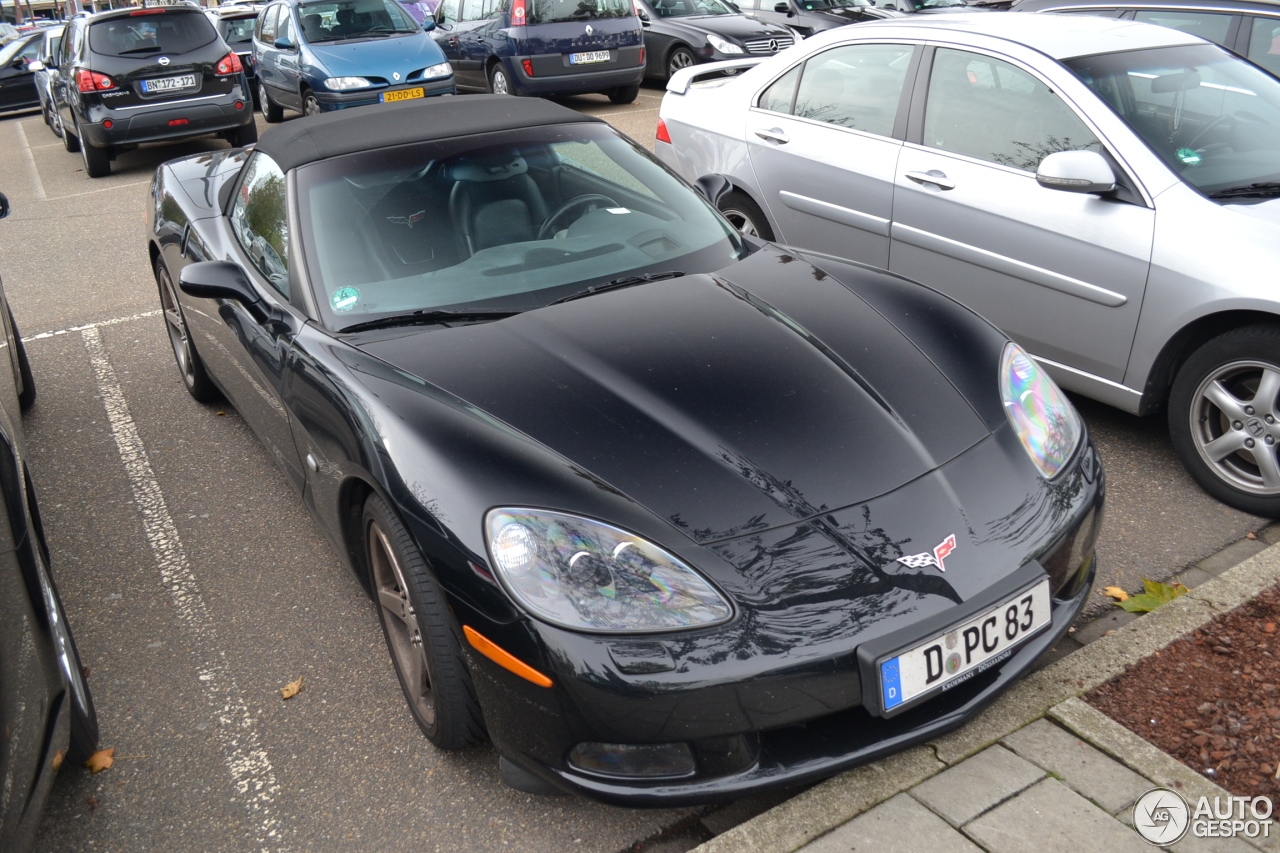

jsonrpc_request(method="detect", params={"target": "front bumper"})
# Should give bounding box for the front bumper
[314,76,455,110]
[81,91,252,149]
[462,427,1105,806]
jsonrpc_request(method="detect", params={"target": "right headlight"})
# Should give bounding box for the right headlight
[485,509,732,633]
[325,76,370,90]
[422,62,452,79]
[707,34,744,55]
[1000,342,1082,479]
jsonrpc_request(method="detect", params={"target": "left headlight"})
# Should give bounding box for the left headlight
[707,34,744,55]
[485,509,733,633]
[423,62,452,79]
[1000,342,1082,479]
[326,76,371,90]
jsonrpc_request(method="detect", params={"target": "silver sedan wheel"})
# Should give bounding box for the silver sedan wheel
[158,264,197,390]
[1189,359,1280,495]
[369,520,436,727]
[720,206,760,237]
[490,68,510,95]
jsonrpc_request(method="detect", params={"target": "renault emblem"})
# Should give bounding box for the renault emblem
[393,72,401,81]
[585,24,593,34]
[158,56,171,65]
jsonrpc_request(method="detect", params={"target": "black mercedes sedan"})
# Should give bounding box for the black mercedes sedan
[147,95,1103,806]
[636,0,797,81]
[0,192,99,851]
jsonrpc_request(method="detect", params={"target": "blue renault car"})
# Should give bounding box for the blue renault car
[253,0,455,120]
[431,0,644,103]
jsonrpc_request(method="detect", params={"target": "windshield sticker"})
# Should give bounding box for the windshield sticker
[606,208,630,214]
[331,287,360,312]
[1176,148,1202,166]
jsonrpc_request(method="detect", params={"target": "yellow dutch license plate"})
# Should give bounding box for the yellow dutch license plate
[381,87,425,103]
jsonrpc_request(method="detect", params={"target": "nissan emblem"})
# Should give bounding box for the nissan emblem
[159,56,171,65]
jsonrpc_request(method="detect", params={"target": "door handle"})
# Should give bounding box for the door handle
[905,170,955,191]
[754,127,789,144]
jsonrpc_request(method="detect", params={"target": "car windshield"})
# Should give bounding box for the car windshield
[1064,44,1280,198]
[529,0,634,24]
[0,35,32,65]
[219,16,258,44]
[296,124,748,331]
[299,0,421,40]
[88,11,218,57]
[651,0,737,17]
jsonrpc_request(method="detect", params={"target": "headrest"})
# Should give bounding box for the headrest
[451,153,530,183]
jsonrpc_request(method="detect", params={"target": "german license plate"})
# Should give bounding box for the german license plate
[381,87,424,103]
[879,579,1051,713]
[141,74,196,93]
[570,50,610,65]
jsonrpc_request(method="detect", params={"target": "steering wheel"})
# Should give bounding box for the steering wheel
[1185,114,1235,151]
[537,194,619,240]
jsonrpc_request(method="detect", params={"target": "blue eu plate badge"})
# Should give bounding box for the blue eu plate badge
[881,657,903,710]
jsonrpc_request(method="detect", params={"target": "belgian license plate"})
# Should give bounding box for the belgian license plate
[141,74,196,93]
[381,87,424,103]
[570,50,610,65]
[879,579,1051,713]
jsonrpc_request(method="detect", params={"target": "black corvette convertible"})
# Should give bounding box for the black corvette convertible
[147,96,1103,805]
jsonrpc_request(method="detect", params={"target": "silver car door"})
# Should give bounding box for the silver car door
[889,46,1154,384]
[746,41,917,267]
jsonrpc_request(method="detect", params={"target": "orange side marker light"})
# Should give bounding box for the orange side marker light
[463,625,553,688]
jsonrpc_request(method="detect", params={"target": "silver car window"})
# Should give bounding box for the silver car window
[757,63,801,113]
[791,44,913,136]
[1132,10,1234,47]
[1247,16,1280,78]
[923,48,1101,172]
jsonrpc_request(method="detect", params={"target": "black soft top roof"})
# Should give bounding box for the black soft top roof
[255,95,605,173]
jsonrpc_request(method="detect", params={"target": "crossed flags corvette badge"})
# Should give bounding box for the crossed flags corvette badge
[896,534,958,572]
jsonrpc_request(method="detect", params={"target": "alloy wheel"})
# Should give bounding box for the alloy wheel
[369,520,436,727]
[491,69,510,95]
[668,48,694,78]
[157,265,196,390]
[720,206,760,237]
[1189,359,1280,495]
[304,94,321,117]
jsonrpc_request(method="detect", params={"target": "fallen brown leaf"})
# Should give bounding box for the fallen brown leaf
[52,750,63,771]
[1103,586,1130,602]
[84,748,114,774]
[280,677,304,700]
[1247,531,1259,540]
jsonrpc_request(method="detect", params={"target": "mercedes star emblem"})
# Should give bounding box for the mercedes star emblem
[158,56,170,65]
[768,38,778,52]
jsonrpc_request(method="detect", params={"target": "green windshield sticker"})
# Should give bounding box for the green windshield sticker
[331,287,360,312]
[1176,148,1202,166]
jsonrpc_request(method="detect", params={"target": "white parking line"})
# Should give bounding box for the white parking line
[16,120,150,201]
[22,310,161,343]
[82,325,285,852]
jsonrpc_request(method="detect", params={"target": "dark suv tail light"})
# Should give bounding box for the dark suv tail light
[76,70,115,92]
[511,0,527,25]
[215,52,244,76]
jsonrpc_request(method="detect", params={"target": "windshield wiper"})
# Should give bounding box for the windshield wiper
[548,271,685,306]
[339,309,518,334]
[1209,182,1280,199]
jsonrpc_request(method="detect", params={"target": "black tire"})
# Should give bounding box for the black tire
[61,115,79,152]
[666,45,695,80]
[154,255,220,403]
[608,84,639,105]
[488,63,512,95]
[54,582,99,765]
[227,120,258,148]
[260,82,284,123]
[78,124,110,179]
[364,494,485,750]
[718,190,774,241]
[1169,324,1280,517]
[8,308,35,412]
[302,90,321,117]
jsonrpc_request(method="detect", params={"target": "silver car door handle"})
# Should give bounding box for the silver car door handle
[905,170,955,190]
[754,127,790,144]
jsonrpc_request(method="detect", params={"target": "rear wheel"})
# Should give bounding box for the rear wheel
[8,308,35,411]
[225,120,258,148]
[77,122,110,178]
[718,190,774,240]
[61,115,79,152]
[488,64,511,95]
[260,82,284,123]
[302,91,321,117]
[666,46,695,80]
[608,85,639,104]
[155,255,219,403]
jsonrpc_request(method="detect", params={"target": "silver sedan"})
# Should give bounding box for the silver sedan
[657,14,1280,516]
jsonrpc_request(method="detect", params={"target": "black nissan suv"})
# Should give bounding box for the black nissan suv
[53,6,256,178]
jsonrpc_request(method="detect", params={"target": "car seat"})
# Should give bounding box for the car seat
[302,13,324,40]
[448,153,549,257]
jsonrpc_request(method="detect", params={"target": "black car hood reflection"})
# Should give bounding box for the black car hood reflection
[355,248,990,546]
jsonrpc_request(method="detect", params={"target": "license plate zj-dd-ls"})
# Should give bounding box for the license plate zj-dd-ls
[879,578,1051,714]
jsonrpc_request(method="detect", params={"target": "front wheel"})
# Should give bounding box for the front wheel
[46,102,63,139]
[1169,324,1280,516]
[666,46,695,80]
[718,190,774,241]
[608,85,639,105]
[488,64,512,95]
[155,255,219,403]
[364,494,486,750]
[302,91,321,117]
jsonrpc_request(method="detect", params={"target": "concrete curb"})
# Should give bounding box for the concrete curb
[691,541,1280,853]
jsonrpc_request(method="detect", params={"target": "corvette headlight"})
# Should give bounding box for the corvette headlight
[325,76,370,90]
[422,62,452,79]
[707,34,744,55]
[485,509,732,632]
[1000,342,1082,479]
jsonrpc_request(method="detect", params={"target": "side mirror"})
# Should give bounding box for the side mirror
[1036,151,1116,195]
[273,37,294,49]
[27,59,43,71]
[179,261,261,304]
[421,17,435,30]
[695,174,732,207]
[11,57,26,70]
[0,193,9,220]
[638,8,650,21]
[774,1,791,12]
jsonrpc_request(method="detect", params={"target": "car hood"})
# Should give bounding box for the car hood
[305,32,445,76]
[1224,197,1280,228]
[658,13,791,40]
[354,249,991,545]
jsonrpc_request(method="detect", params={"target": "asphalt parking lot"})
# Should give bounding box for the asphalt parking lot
[0,85,1266,852]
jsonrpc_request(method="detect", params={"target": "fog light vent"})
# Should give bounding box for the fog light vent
[568,742,695,779]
